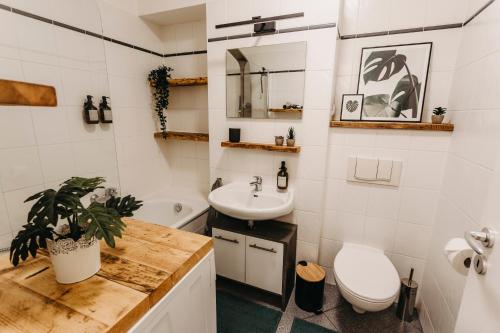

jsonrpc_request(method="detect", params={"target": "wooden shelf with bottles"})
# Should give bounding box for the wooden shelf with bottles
[154,131,209,142]
[221,141,301,153]
[330,121,454,132]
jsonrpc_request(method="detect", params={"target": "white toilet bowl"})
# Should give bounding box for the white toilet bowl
[333,243,400,314]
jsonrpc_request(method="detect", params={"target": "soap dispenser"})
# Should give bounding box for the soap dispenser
[277,161,289,191]
[99,96,113,123]
[83,95,99,124]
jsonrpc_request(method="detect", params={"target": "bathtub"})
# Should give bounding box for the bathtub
[133,188,209,234]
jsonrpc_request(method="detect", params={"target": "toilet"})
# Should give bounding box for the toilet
[333,243,400,314]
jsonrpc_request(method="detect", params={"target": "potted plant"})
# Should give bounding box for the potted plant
[432,107,447,124]
[148,65,173,139]
[286,127,296,147]
[10,177,142,284]
[275,136,284,146]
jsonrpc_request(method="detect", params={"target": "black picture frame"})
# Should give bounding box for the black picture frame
[356,42,432,123]
[340,94,364,121]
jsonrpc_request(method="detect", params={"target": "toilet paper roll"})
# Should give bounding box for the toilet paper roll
[444,238,473,276]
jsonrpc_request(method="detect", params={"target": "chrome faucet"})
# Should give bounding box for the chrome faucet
[250,176,263,192]
[90,187,118,204]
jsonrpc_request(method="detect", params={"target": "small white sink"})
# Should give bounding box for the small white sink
[208,182,294,221]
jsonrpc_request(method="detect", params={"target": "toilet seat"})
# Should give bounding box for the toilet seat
[333,244,399,304]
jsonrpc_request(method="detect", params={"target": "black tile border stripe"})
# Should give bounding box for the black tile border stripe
[208,22,337,42]
[464,0,496,26]
[2,4,207,59]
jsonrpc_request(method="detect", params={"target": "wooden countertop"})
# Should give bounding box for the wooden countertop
[0,218,213,333]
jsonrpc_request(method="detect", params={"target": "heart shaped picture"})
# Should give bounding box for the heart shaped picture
[346,100,359,113]
[340,94,363,121]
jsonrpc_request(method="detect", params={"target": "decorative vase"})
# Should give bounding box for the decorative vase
[431,115,444,124]
[275,136,284,146]
[286,139,295,147]
[47,236,101,284]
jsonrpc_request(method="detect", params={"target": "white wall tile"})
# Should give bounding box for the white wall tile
[0,147,44,192]
[394,222,432,259]
[399,188,439,226]
[364,216,396,252]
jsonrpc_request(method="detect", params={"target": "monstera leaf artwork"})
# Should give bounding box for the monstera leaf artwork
[357,43,431,122]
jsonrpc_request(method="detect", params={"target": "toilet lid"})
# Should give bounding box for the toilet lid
[334,245,400,302]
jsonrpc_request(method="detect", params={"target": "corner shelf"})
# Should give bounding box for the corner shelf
[330,121,454,132]
[168,77,208,87]
[268,108,303,113]
[154,131,209,142]
[221,141,301,153]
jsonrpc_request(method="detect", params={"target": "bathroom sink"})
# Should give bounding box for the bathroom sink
[208,182,294,221]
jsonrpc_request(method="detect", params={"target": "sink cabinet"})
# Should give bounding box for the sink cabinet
[212,215,297,310]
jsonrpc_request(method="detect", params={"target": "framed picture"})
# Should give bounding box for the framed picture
[340,94,364,121]
[357,42,432,122]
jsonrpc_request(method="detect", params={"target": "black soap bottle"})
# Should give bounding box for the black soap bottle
[83,95,99,124]
[277,161,289,191]
[99,96,113,123]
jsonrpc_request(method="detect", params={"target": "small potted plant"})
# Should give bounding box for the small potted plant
[10,177,142,284]
[275,136,284,146]
[432,107,447,124]
[286,127,296,147]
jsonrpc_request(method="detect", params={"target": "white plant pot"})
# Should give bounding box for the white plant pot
[47,236,101,284]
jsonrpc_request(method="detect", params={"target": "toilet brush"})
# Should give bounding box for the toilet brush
[396,268,418,322]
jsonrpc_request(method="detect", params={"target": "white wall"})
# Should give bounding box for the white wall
[206,1,339,263]
[319,0,465,287]
[162,20,210,192]
[0,1,119,247]
[98,2,210,196]
[420,1,500,332]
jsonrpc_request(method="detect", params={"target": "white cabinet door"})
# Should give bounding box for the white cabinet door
[129,251,216,333]
[212,228,246,282]
[245,236,283,294]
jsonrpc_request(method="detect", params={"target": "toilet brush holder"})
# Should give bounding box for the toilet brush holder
[396,277,418,322]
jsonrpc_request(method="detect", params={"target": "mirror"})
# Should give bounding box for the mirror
[226,42,307,119]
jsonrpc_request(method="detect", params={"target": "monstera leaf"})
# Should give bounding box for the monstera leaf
[106,195,143,217]
[363,50,407,84]
[78,202,126,248]
[364,75,421,118]
[391,74,421,118]
[10,223,54,266]
[25,177,105,226]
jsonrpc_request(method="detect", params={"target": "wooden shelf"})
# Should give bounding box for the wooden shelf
[168,77,208,86]
[221,141,301,153]
[269,108,303,113]
[0,79,57,106]
[330,121,454,132]
[154,131,209,141]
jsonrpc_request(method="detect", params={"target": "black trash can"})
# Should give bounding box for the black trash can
[295,261,325,313]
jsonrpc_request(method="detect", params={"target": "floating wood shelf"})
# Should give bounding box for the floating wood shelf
[330,121,454,132]
[269,108,303,113]
[168,77,208,86]
[0,79,57,106]
[221,141,301,153]
[154,131,209,141]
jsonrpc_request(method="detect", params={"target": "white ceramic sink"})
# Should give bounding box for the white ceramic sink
[208,182,294,221]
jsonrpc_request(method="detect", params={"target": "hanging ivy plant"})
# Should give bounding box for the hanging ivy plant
[148,65,173,139]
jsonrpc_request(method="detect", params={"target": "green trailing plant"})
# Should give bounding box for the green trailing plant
[10,177,142,266]
[287,127,296,140]
[148,65,173,138]
[433,107,447,116]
